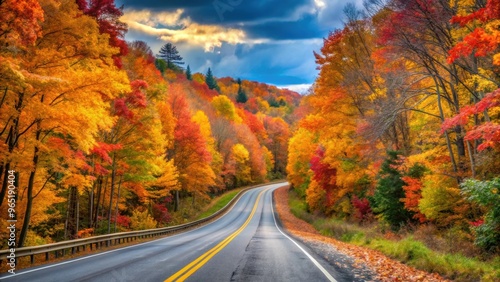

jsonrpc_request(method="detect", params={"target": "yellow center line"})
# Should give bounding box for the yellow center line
[165,189,266,282]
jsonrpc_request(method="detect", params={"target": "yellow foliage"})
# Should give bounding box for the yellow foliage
[306,179,325,213]
[232,143,252,185]
[211,95,242,123]
[419,174,468,228]
[287,128,316,196]
[130,209,157,230]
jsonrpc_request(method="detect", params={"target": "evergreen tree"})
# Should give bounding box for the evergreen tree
[186,65,192,80]
[205,68,220,92]
[371,151,413,230]
[268,97,280,108]
[157,43,184,70]
[236,78,248,103]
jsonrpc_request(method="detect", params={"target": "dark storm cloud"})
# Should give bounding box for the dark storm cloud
[119,0,310,24]
[118,0,326,41]
[244,15,326,40]
[118,0,362,89]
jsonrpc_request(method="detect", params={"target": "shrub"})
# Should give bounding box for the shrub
[130,209,157,230]
[461,178,500,253]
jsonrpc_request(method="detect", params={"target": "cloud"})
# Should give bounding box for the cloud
[118,0,367,86]
[122,9,258,51]
[278,84,312,94]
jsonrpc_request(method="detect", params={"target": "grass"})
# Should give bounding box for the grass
[287,190,500,282]
[195,188,243,220]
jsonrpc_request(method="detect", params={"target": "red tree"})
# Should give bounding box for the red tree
[77,0,128,67]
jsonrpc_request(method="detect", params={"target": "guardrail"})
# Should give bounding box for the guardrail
[0,180,286,266]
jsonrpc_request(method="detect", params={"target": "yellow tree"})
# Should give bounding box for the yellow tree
[286,128,316,198]
[231,143,252,186]
[0,0,130,246]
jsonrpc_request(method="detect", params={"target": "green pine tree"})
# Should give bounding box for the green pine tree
[157,43,184,70]
[371,151,413,230]
[186,65,192,80]
[236,78,247,103]
[155,59,167,75]
[205,68,220,92]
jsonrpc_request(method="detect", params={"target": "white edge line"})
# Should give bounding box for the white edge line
[0,186,269,280]
[269,187,338,282]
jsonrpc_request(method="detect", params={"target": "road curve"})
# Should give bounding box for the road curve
[0,183,352,282]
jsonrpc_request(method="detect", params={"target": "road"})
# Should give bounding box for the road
[1,183,354,282]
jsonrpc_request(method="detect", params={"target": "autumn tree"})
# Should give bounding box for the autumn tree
[287,128,316,198]
[76,0,128,67]
[0,0,130,247]
[231,144,252,186]
[0,0,44,47]
[167,84,215,210]
[264,116,290,177]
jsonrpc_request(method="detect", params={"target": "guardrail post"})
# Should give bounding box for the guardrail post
[46,252,49,261]
[30,254,34,264]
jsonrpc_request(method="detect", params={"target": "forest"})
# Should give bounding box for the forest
[287,0,500,263]
[1,0,499,277]
[0,0,300,248]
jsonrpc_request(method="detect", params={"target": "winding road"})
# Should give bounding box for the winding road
[1,183,352,282]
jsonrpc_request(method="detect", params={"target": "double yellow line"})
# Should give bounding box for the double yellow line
[165,190,265,282]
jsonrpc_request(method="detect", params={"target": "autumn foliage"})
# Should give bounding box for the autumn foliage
[0,0,299,248]
[286,0,500,253]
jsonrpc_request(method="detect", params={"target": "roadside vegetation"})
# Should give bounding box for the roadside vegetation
[288,190,500,281]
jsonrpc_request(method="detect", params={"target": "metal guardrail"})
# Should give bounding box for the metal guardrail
[0,181,286,265]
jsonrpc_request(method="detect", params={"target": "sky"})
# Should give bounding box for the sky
[117,0,363,93]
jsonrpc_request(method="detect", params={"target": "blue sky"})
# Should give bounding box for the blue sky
[117,0,363,93]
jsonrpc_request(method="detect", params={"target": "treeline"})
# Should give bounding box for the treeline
[287,0,500,253]
[0,0,299,247]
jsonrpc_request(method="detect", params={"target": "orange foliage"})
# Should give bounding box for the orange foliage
[401,176,426,223]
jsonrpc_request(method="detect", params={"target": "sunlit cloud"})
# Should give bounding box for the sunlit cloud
[122,9,256,52]
[314,0,326,9]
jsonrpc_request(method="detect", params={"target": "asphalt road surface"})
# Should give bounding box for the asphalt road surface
[1,183,356,282]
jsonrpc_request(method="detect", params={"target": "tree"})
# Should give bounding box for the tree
[461,178,500,252]
[205,68,220,92]
[231,143,252,186]
[157,43,184,70]
[76,0,128,68]
[186,65,192,80]
[0,0,130,247]
[0,0,44,46]
[236,78,248,103]
[372,151,413,230]
[167,84,215,210]
[211,95,242,123]
[155,59,167,75]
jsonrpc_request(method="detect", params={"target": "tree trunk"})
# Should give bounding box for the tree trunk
[114,175,122,233]
[92,176,103,229]
[18,124,41,248]
[107,154,116,234]
[174,190,179,212]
